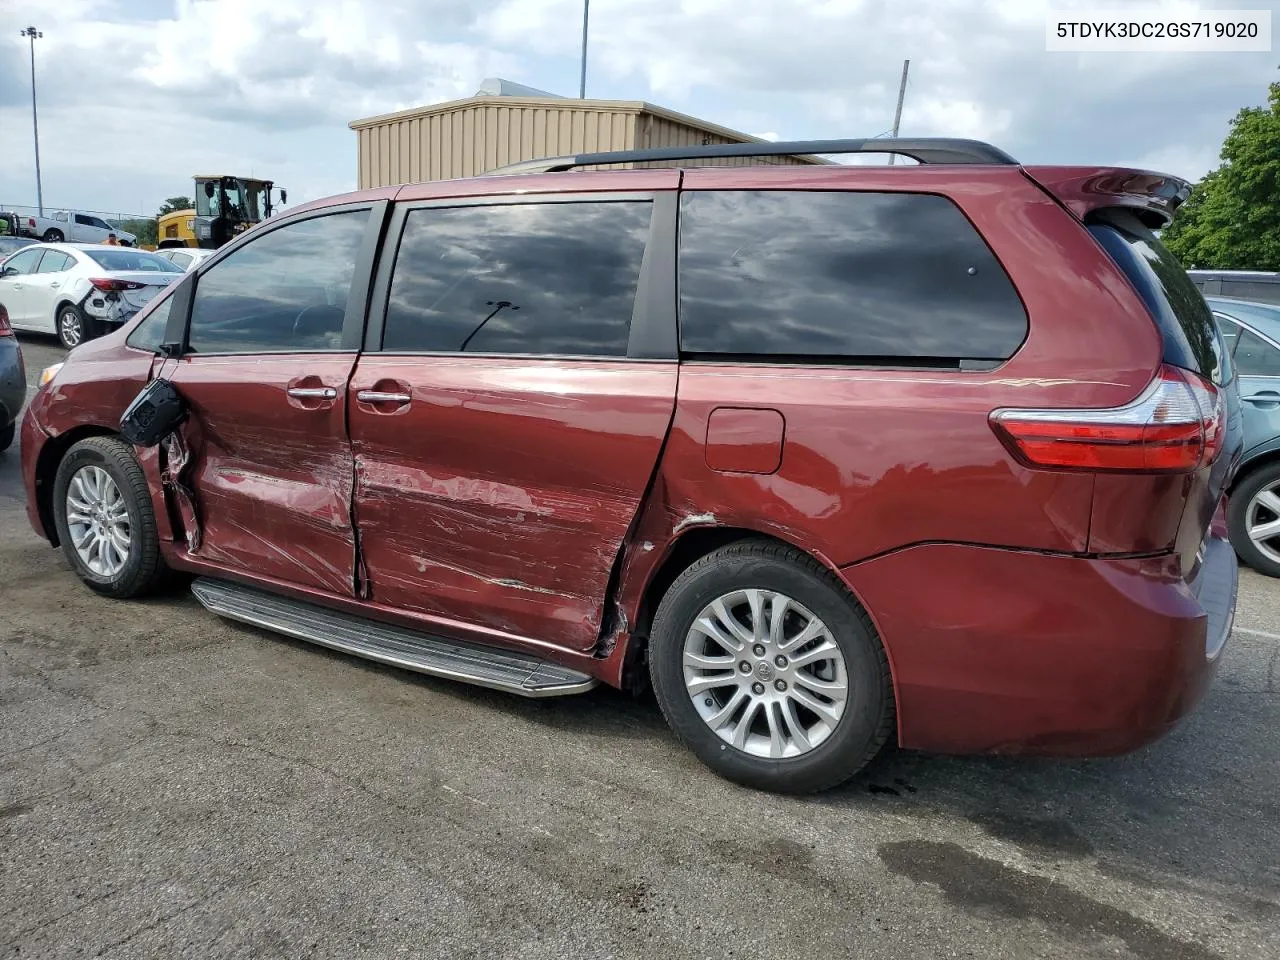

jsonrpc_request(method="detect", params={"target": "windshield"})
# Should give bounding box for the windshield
[195,180,249,220]
[83,249,183,273]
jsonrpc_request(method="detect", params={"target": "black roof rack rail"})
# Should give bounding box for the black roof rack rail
[485,137,1018,175]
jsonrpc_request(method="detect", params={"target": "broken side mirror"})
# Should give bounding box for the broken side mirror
[120,378,187,447]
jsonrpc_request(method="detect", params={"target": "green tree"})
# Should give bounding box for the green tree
[157,195,194,216]
[1163,78,1280,270]
[118,217,158,247]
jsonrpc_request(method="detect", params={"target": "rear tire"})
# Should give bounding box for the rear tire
[0,421,14,453]
[57,304,90,349]
[1228,461,1280,578]
[53,436,170,598]
[649,539,894,794]
[42,229,64,243]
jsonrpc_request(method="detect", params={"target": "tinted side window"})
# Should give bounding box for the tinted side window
[187,210,369,354]
[1234,330,1280,377]
[75,214,93,225]
[382,201,652,357]
[678,191,1027,362]
[1089,211,1216,379]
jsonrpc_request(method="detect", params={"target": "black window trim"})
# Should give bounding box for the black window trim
[673,187,1030,371]
[164,199,391,357]
[363,191,678,362]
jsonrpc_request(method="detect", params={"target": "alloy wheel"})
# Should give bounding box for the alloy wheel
[1247,480,1280,566]
[59,309,82,347]
[683,588,849,759]
[65,465,131,577]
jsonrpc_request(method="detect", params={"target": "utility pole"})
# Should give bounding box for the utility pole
[579,0,589,98]
[20,26,43,215]
[888,58,909,166]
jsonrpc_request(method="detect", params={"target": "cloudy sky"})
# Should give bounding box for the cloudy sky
[0,0,1275,219]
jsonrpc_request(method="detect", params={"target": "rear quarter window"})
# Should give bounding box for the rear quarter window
[677,190,1028,364]
[1088,210,1218,381]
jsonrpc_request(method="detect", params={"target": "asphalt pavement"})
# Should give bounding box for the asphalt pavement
[2,333,1278,959]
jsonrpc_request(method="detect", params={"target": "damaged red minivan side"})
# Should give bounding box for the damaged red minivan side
[20,138,1240,793]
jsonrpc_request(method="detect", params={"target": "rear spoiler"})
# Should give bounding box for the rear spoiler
[1022,166,1192,229]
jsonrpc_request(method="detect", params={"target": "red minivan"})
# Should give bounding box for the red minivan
[19,139,1240,793]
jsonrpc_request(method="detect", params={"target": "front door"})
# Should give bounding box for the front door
[0,247,47,327]
[349,193,679,651]
[166,204,382,596]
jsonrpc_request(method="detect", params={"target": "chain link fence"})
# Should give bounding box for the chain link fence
[0,202,161,247]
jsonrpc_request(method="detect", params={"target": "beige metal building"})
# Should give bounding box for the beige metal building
[350,78,823,189]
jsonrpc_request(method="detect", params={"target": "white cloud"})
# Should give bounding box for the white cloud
[0,0,1272,216]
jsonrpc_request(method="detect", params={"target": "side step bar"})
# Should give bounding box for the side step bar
[190,578,599,698]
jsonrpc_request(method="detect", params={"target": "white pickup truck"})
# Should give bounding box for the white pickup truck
[13,210,137,246]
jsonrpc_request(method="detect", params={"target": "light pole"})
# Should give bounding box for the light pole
[579,0,589,98]
[20,26,43,216]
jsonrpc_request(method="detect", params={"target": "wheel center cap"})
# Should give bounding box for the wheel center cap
[754,661,774,682]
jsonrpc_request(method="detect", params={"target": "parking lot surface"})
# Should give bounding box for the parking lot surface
[3,334,1279,959]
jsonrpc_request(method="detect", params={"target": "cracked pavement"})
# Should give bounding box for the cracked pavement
[3,334,1279,959]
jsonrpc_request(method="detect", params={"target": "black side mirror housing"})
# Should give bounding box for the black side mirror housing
[204,182,216,198]
[120,378,187,447]
[280,189,287,205]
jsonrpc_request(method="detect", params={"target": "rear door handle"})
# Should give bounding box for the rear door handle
[49,281,60,289]
[356,390,411,404]
[288,387,337,400]
[1243,391,1280,405]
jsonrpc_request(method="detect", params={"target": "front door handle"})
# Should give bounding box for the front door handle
[356,390,411,404]
[288,386,337,400]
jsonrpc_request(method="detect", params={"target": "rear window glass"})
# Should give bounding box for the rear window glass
[1089,211,1216,379]
[83,249,182,273]
[678,190,1028,363]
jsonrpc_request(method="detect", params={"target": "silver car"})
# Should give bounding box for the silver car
[1209,296,1280,577]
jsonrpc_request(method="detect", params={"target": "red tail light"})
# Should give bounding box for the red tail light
[0,304,11,337]
[89,277,145,292]
[990,365,1224,474]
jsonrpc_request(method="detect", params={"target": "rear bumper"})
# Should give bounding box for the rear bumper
[842,539,1235,757]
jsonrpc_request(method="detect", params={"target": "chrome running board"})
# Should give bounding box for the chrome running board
[190,578,598,698]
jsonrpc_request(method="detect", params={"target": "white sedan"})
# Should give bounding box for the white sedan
[0,243,182,348]
[153,247,214,271]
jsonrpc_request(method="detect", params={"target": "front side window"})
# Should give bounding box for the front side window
[381,201,652,357]
[678,190,1027,362]
[170,252,193,269]
[187,210,369,354]
[1,248,44,276]
[127,295,174,352]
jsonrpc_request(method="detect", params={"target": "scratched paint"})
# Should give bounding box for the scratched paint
[348,355,678,652]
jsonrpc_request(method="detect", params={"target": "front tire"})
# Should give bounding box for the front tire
[0,420,14,453]
[649,540,894,794]
[42,228,64,243]
[1228,462,1280,578]
[53,436,169,598]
